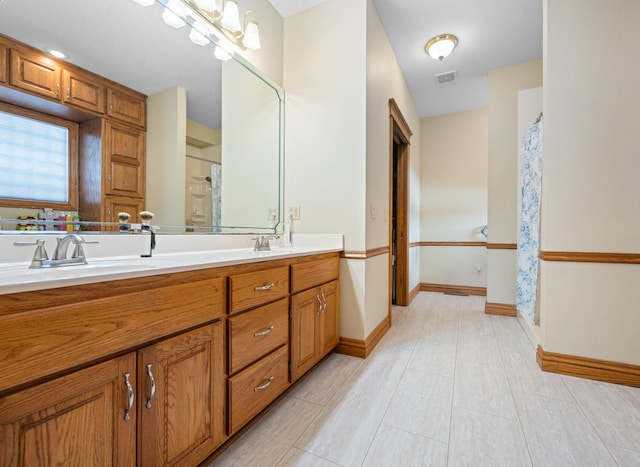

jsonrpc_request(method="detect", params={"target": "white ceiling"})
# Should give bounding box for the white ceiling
[270,0,543,118]
[0,0,542,124]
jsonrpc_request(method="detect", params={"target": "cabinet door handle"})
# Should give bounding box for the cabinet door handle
[254,283,274,291]
[321,292,327,314]
[124,372,134,421]
[55,82,60,97]
[253,376,274,392]
[316,295,322,315]
[146,363,156,409]
[67,86,71,99]
[254,325,274,337]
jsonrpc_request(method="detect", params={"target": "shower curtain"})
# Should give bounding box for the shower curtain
[516,116,542,324]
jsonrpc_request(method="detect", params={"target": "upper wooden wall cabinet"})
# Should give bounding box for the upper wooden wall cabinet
[1,35,146,129]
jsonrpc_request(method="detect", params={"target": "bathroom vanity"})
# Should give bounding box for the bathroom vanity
[0,242,340,466]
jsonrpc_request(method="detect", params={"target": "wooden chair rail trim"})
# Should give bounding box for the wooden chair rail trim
[537,346,640,388]
[486,243,518,250]
[540,251,640,264]
[341,246,389,260]
[485,302,517,316]
[421,283,487,297]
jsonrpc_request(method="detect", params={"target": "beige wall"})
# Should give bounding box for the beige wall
[420,109,487,288]
[146,87,187,229]
[283,0,368,340]
[487,60,542,304]
[539,0,640,365]
[283,0,420,340]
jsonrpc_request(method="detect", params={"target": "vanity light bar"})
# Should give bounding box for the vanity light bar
[149,0,260,54]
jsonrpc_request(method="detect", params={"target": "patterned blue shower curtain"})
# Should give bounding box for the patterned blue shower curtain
[516,117,543,324]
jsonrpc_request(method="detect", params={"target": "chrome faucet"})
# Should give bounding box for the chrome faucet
[14,234,96,269]
[253,235,280,252]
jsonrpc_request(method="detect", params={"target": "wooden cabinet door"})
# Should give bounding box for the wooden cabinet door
[0,353,136,467]
[107,86,146,128]
[103,196,144,228]
[0,40,7,84]
[63,68,105,114]
[9,48,61,101]
[137,322,225,467]
[319,280,340,357]
[105,121,145,198]
[290,287,320,382]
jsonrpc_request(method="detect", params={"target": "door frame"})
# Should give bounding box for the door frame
[388,98,412,309]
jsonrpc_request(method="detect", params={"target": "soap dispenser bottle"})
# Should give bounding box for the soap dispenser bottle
[283,215,293,247]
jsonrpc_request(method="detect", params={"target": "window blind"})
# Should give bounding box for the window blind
[0,110,69,203]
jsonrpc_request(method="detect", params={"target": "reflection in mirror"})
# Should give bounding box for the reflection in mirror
[0,0,282,234]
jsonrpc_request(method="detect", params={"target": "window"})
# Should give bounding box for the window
[0,102,78,210]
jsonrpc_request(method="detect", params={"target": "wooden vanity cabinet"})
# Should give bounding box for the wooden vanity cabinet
[0,38,8,84]
[9,47,61,101]
[62,68,105,114]
[137,323,225,466]
[79,118,145,227]
[226,265,291,435]
[0,353,137,467]
[290,257,340,382]
[107,85,146,129]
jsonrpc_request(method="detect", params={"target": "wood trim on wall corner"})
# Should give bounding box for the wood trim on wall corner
[341,246,389,260]
[389,98,413,139]
[421,283,487,297]
[537,345,640,388]
[486,243,517,250]
[335,316,391,359]
[409,283,421,302]
[485,302,517,316]
[540,251,640,264]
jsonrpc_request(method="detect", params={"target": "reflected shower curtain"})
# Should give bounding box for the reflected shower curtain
[516,117,542,324]
[211,162,222,232]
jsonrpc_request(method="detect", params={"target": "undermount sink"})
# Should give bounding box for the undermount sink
[0,257,180,283]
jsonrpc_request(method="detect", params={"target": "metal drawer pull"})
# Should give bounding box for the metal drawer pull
[254,283,275,291]
[254,376,274,392]
[254,325,275,337]
[124,373,134,421]
[146,363,156,409]
[321,292,327,314]
[316,295,322,315]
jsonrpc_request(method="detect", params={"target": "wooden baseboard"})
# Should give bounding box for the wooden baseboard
[537,345,640,388]
[420,283,487,297]
[485,302,517,316]
[335,316,391,359]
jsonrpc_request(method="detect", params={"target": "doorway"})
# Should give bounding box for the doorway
[389,99,412,307]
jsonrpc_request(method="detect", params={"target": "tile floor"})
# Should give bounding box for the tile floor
[209,292,640,466]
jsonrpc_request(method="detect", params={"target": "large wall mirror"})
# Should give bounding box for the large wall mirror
[0,0,282,234]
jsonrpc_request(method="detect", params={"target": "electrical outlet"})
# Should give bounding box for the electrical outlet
[288,206,300,220]
[266,207,277,221]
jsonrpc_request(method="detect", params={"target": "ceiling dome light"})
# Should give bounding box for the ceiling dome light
[425,34,458,61]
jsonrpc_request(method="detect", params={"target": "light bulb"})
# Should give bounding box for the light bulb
[189,28,209,46]
[162,0,186,28]
[242,21,260,50]
[193,0,217,12]
[220,0,241,32]
[132,0,155,6]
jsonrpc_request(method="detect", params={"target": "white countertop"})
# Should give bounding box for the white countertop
[0,234,343,295]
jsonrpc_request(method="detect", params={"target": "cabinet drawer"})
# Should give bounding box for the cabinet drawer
[291,256,339,293]
[228,298,288,374]
[228,345,289,434]
[229,266,288,314]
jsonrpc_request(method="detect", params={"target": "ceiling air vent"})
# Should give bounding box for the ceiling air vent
[434,70,457,85]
